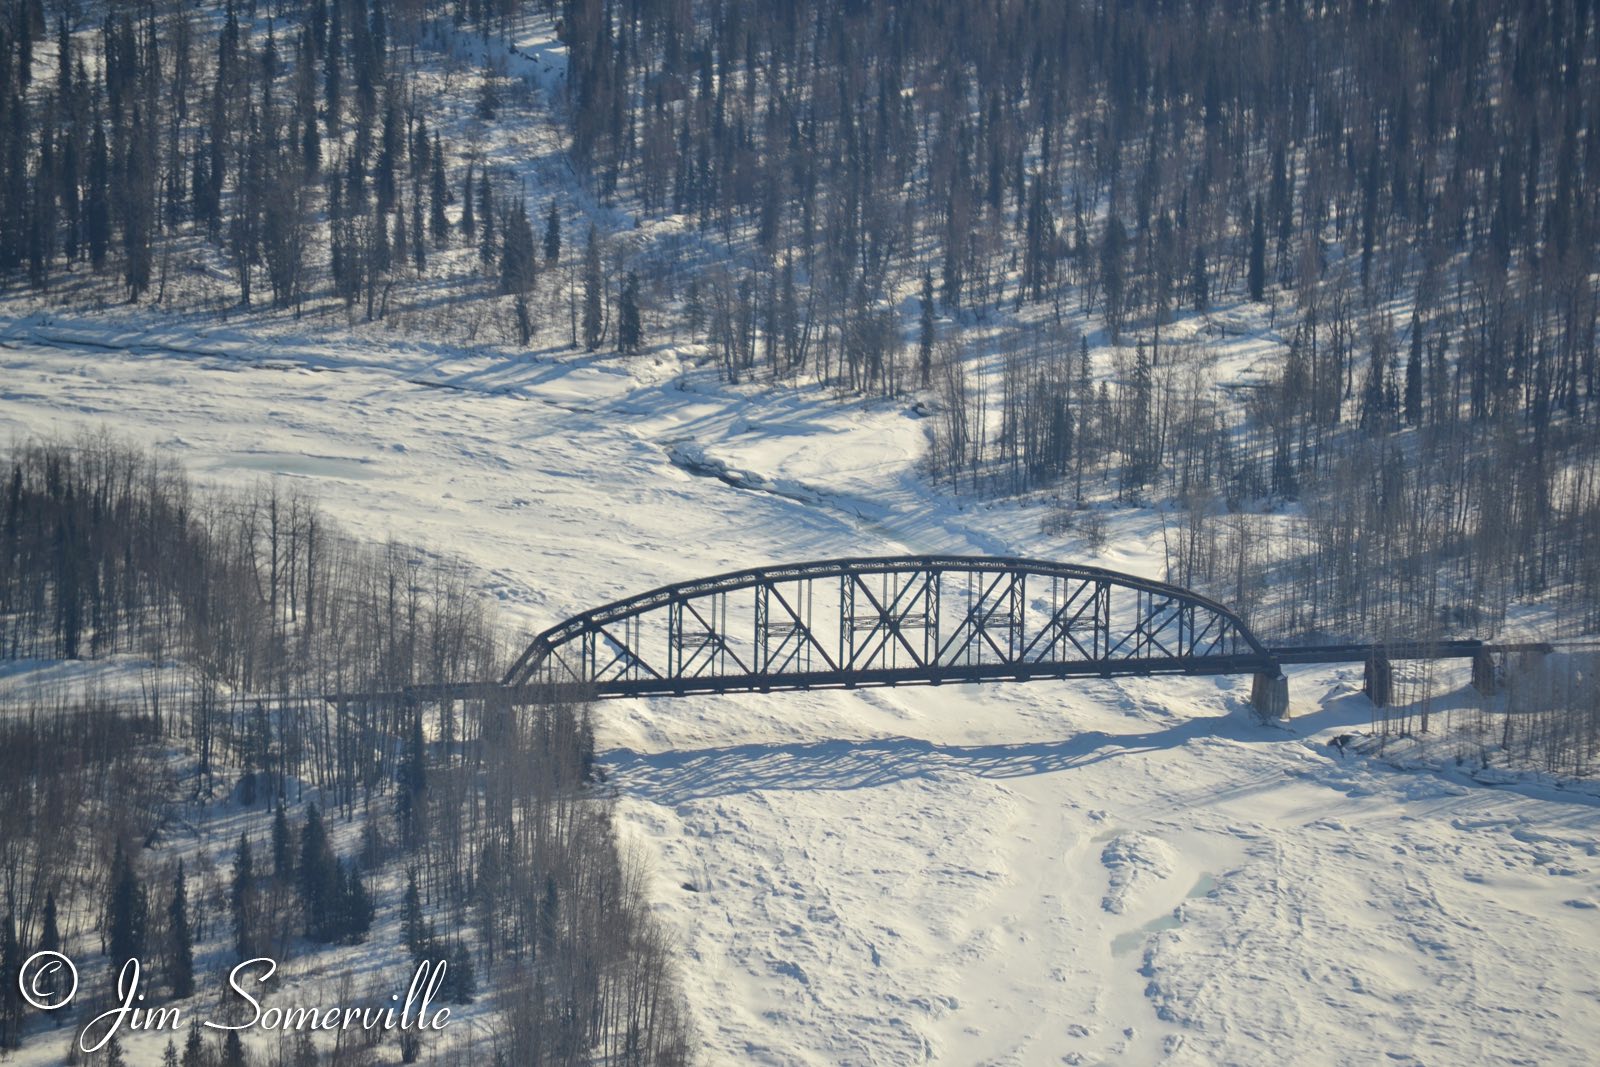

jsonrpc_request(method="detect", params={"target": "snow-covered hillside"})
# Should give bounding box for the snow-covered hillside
[3,317,1597,1065]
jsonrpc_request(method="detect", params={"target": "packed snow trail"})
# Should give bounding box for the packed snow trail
[2,325,1596,1065]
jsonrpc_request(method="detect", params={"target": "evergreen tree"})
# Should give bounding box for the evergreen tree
[107,843,148,976]
[393,197,409,273]
[182,1020,204,1067]
[1099,217,1127,341]
[39,892,59,953]
[1191,244,1209,311]
[429,136,449,244]
[300,63,321,176]
[441,939,476,1004]
[402,870,428,960]
[1405,316,1424,425]
[1361,338,1391,430]
[919,272,935,387]
[684,277,704,341]
[1361,151,1379,290]
[582,226,604,350]
[124,105,156,298]
[297,803,340,941]
[514,294,533,346]
[86,110,110,270]
[477,171,495,266]
[543,200,561,262]
[376,95,400,212]
[541,874,560,953]
[341,862,373,942]
[1022,171,1055,302]
[168,861,195,998]
[272,802,294,885]
[323,0,342,134]
[222,1028,245,1067]
[498,197,536,295]
[1127,341,1154,488]
[0,914,21,1050]
[412,192,426,273]
[230,833,255,958]
[617,270,642,354]
[476,76,499,120]
[1248,197,1266,303]
[396,711,428,849]
[460,160,475,239]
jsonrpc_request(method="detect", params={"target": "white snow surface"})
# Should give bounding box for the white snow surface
[2,315,1598,1065]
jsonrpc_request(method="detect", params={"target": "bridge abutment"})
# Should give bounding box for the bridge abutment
[1250,671,1289,719]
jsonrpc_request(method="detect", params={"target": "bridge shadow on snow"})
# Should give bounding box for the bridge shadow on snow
[603,714,1227,806]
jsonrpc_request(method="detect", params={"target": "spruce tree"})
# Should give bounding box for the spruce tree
[230,833,255,958]
[429,135,449,244]
[442,939,476,1003]
[412,192,426,273]
[582,226,603,350]
[298,804,340,941]
[393,197,409,272]
[684,277,704,341]
[1099,217,1127,340]
[477,172,495,266]
[460,160,475,239]
[0,914,21,1050]
[107,843,147,977]
[341,862,373,942]
[543,201,560,262]
[396,712,428,849]
[181,1020,204,1067]
[541,874,560,953]
[272,802,294,884]
[86,110,109,270]
[1361,340,1390,431]
[39,892,59,953]
[1405,316,1424,425]
[919,271,935,387]
[402,870,428,960]
[617,270,642,354]
[1248,197,1266,303]
[168,861,194,998]
[498,198,536,295]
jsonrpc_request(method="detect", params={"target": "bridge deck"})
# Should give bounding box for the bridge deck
[327,642,1555,705]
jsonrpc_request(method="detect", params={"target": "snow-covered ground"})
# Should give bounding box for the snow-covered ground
[3,316,1598,1065]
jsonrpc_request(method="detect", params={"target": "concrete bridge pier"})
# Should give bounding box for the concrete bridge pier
[1471,647,1499,695]
[1364,654,1393,707]
[1251,670,1289,719]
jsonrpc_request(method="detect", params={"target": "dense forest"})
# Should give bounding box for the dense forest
[0,0,1594,649]
[552,0,1600,644]
[0,438,694,1065]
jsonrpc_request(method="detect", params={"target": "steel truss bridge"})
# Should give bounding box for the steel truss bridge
[330,556,1548,715]
[502,555,1274,696]
[481,556,1543,712]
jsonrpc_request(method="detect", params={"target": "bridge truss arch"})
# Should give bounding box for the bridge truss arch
[502,556,1275,698]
